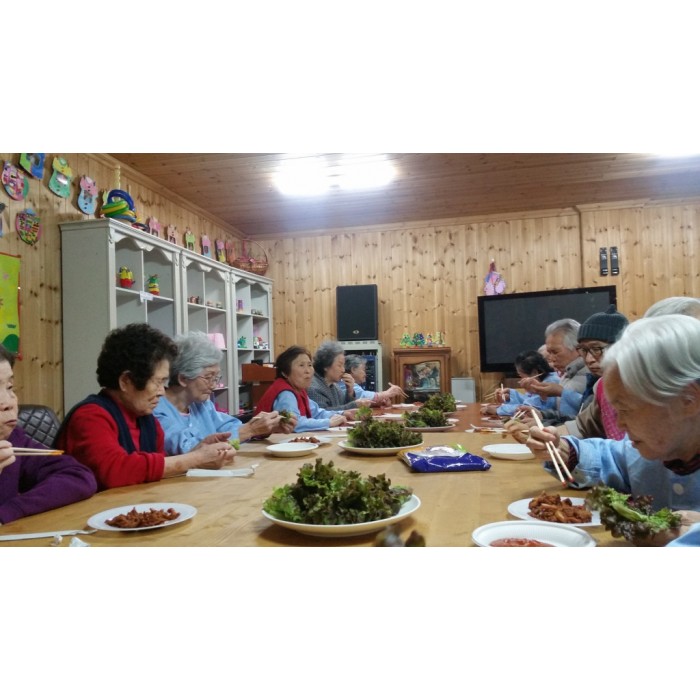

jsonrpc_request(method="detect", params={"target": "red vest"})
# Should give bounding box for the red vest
[254,378,312,417]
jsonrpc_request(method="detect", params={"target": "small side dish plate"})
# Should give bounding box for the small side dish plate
[482,443,534,461]
[87,503,197,532]
[266,443,319,457]
[471,520,597,547]
[507,497,601,527]
[338,440,424,456]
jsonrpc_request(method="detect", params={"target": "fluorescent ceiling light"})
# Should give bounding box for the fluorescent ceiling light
[273,154,395,196]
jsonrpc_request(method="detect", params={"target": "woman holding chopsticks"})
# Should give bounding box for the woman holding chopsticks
[526,314,700,545]
[0,344,97,525]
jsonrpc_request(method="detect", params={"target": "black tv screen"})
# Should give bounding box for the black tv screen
[477,286,617,373]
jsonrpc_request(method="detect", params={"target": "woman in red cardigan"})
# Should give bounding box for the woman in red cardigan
[55,323,236,490]
[255,346,356,432]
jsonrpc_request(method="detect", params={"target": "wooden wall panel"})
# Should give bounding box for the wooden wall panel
[265,212,584,400]
[580,201,700,320]
[0,153,242,416]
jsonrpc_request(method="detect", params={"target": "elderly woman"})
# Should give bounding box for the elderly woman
[254,345,355,431]
[55,323,235,490]
[307,341,369,411]
[0,344,96,525]
[154,331,294,455]
[340,354,406,407]
[526,314,700,545]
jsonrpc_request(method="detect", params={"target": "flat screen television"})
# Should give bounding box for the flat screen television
[477,285,617,373]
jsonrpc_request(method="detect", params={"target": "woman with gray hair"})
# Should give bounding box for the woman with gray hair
[154,331,294,455]
[340,355,407,407]
[307,340,370,411]
[526,314,700,545]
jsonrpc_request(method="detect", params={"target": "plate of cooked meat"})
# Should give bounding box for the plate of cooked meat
[507,493,600,527]
[87,503,197,532]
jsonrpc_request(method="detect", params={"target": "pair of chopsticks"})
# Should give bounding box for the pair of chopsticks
[483,383,506,402]
[529,412,574,486]
[13,447,64,456]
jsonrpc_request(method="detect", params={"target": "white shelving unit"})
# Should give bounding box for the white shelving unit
[60,218,273,416]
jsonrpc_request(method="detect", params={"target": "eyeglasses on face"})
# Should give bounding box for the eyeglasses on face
[576,344,608,359]
[196,373,223,386]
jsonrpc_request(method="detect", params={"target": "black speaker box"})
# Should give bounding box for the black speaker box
[336,285,378,340]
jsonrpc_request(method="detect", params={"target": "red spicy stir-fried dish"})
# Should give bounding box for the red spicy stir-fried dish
[106,507,180,528]
[490,537,554,547]
[528,492,592,524]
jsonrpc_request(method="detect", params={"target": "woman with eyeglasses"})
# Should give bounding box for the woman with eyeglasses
[56,324,237,490]
[154,331,295,456]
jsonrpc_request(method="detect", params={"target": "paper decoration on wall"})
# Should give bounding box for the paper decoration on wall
[77,175,99,214]
[16,208,42,245]
[201,235,212,258]
[225,239,235,265]
[0,202,5,237]
[48,157,73,198]
[166,225,178,244]
[2,162,29,200]
[483,259,506,295]
[184,227,196,250]
[0,251,21,356]
[19,153,45,179]
[147,217,162,237]
[215,240,226,263]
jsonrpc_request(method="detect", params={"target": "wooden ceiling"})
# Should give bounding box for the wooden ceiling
[109,153,700,238]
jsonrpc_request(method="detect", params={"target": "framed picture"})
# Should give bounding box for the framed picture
[392,347,451,399]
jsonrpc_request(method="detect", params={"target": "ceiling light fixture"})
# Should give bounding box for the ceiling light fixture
[273,154,395,196]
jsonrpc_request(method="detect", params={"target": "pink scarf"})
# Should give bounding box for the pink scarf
[596,378,625,440]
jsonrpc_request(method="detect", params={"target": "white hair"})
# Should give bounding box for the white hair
[544,318,580,350]
[601,315,700,404]
[644,296,700,319]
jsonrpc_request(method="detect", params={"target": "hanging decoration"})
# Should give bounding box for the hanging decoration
[19,153,45,179]
[201,235,212,258]
[77,175,99,214]
[147,217,162,237]
[16,208,42,245]
[483,259,506,295]
[48,156,73,198]
[2,162,29,200]
[0,251,21,356]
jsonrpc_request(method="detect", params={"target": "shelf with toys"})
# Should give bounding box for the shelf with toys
[60,217,274,416]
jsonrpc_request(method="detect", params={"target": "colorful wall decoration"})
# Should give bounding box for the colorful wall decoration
[0,252,21,356]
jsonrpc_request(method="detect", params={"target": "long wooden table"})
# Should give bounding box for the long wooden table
[0,404,629,547]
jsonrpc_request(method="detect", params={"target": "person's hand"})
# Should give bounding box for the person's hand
[241,411,297,439]
[341,372,355,395]
[482,403,500,416]
[525,425,566,462]
[0,440,16,474]
[329,413,348,427]
[495,387,510,403]
[521,378,562,399]
[503,417,531,444]
[386,383,407,399]
[191,441,236,468]
[355,398,372,408]
[199,431,232,445]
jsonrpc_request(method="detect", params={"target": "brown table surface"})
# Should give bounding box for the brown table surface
[0,403,630,547]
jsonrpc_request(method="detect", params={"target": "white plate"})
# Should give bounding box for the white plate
[266,442,319,457]
[394,403,418,410]
[338,439,424,456]
[482,443,534,460]
[262,495,421,538]
[87,503,197,532]
[447,418,459,423]
[405,425,455,433]
[286,436,331,445]
[327,426,349,432]
[471,520,597,547]
[466,427,506,433]
[377,413,405,421]
[507,497,601,527]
